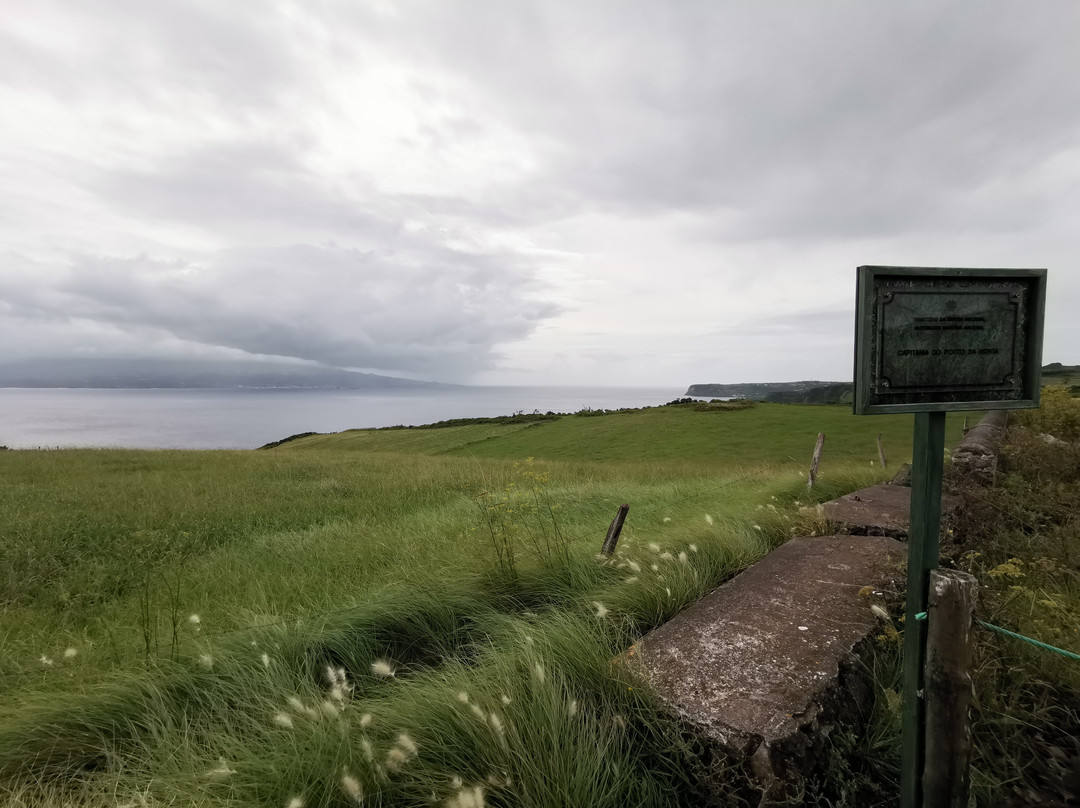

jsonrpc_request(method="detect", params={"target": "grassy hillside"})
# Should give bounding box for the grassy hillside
[0,402,973,807]
[278,402,973,465]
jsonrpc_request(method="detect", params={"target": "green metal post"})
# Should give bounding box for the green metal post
[900,411,947,808]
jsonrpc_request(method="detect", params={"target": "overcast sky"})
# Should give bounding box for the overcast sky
[2,1,1078,386]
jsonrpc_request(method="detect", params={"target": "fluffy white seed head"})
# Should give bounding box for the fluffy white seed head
[340,772,362,803]
[371,659,395,678]
[207,759,237,776]
[386,747,408,769]
[592,601,609,619]
[397,733,418,756]
[321,700,341,717]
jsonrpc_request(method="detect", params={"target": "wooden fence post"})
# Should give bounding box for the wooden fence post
[922,569,978,808]
[877,432,888,470]
[807,433,825,489]
[601,504,630,557]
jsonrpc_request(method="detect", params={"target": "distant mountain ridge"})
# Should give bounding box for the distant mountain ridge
[0,358,448,390]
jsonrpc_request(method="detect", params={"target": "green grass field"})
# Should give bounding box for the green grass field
[0,402,987,806]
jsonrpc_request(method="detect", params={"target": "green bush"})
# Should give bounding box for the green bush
[1015,385,1080,442]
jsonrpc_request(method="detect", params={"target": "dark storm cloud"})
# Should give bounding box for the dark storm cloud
[0,245,560,378]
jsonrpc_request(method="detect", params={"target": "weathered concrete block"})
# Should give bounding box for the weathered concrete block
[632,535,905,790]
[820,483,960,539]
[952,410,1008,486]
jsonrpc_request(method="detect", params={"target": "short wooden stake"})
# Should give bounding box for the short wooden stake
[962,416,969,436]
[922,569,978,808]
[807,432,825,489]
[600,504,630,557]
[877,432,888,470]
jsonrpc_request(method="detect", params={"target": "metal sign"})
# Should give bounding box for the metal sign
[854,266,1046,414]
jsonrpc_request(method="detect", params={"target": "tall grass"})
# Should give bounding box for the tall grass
[0,404,909,805]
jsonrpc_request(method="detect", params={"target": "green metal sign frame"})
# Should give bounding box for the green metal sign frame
[853,266,1046,808]
[854,266,1046,415]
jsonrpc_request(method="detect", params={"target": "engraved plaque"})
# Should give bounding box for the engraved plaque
[854,267,1046,414]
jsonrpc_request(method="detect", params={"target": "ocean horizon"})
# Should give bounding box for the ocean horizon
[0,386,685,450]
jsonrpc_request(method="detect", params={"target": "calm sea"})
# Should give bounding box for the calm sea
[0,387,683,450]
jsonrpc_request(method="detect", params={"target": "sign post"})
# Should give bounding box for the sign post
[853,266,1046,808]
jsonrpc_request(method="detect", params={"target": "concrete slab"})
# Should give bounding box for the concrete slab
[632,534,905,785]
[820,483,960,538]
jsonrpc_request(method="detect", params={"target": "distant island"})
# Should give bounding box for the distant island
[0,358,448,390]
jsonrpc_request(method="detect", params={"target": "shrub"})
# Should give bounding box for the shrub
[1014,385,1080,442]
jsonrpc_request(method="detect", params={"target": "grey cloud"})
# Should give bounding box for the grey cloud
[1,0,303,111]
[364,0,1080,240]
[0,244,561,379]
[94,140,396,242]
[711,309,853,340]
